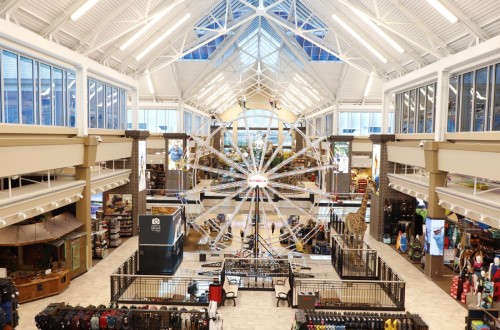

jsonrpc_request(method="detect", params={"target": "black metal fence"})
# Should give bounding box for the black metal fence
[293,278,405,311]
[330,211,344,234]
[110,251,213,306]
[331,234,378,280]
[221,257,293,291]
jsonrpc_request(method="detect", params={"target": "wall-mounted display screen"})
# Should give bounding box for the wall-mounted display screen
[168,139,183,170]
[334,142,349,173]
[425,218,445,256]
[372,144,381,191]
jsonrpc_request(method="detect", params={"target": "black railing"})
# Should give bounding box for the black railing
[110,251,214,306]
[331,234,378,280]
[330,211,344,234]
[293,278,405,311]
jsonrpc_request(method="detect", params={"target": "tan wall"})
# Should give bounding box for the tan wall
[95,141,133,163]
[438,149,500,181]
[387,143,425,168]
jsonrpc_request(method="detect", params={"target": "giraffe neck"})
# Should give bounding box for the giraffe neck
[357,187,370,217]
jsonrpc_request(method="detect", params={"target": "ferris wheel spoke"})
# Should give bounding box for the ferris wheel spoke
[265,185,326,226]
[266,136,327,176]
[258,116,274,172]
[261,187,300,243]
[257,187,274,248]
[241,188,257,246]
[189,164,247,180]
[241,116,259,172]
[268,165,336,180]
[190,186,248,227]
[212,187,254,247]
[226,131,253,171]
[191,135,250,175]
[262,126,295,173]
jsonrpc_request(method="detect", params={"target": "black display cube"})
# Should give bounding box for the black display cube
[138,208,184,275]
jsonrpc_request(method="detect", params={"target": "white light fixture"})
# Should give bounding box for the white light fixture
[0,219,6,226]
[77,194,83,199]
[91,190,96,194]
[364,72,374,97]
[294,74,307,85]
[136,13,191,60]
[120,2,179,51]
[52,202,59,207]
[146,70,155,94]
[18,213,27,219]
[71,0,100,21]
[289,85,312,106]
[65,198,72,203]
[303,86,321,101]
[36,207,45,212]
[426,0,457,23]
[332,14,387,64]
[352,9,404,53]
[126,179,130,183]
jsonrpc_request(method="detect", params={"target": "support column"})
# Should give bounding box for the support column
[75,136,99,269]
[435,70,450,142]
[76,65,88,137]
[333,104,340,135]
[124,130,150,236]
[130,88,139,130]
[423,141,447,279]
[381,91,391,134]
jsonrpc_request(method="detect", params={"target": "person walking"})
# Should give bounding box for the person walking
[271,222,275,234]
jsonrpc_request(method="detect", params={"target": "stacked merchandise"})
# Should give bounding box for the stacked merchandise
[108,219,121,248]
[292,310,428,330]
[450,275,463,299]
[0,279,19,329]
[480,279,493,309]
[35,303,211,330]
[92,231,108,258]
[461,280,472,304]
[470,320,491,330]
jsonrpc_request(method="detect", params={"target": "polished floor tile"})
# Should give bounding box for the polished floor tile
[17,225,468,329]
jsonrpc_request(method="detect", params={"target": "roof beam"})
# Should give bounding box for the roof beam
[334,62,349,104]
[267,19,334,100]
[439,0,488,41]
[41,0,89,37]
[148,12,259,74]
[262,11,372,75]
[182,19,256,99]
[0,0,26,17]
[74,0,136,52]
[388,0,451,56]
[332,11,407,74]
[334,0,429,64]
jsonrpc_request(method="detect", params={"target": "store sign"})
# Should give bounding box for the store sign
[151,217,161,233]
[247,174,268,188]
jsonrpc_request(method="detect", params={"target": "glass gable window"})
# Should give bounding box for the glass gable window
[135,109,178,132]
[474,68,488,131]
[339,112,382,136]
[448,76,458,132]
[460,72,473,132]
[96,82,104,128]
[20,57,34,125]
[53,68,64,126]
[184,111,193,134]
[495,65,500,131]
[3,51,19,124]
[395,82,436,134]
[67,72,76,127]
[324,113,333,134]
[0,48,76,127]
[88,80,97,128]
[40,64,52,126]
[87,78,126,130]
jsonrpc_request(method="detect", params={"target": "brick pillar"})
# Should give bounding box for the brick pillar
[369,134,417,242]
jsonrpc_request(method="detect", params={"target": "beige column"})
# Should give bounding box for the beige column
[75,136,99,269]
[423,141,447,279]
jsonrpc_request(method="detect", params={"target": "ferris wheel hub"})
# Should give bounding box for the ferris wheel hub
[247,173,269,188]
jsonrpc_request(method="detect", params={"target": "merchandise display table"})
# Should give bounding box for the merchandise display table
[13,268,70,303]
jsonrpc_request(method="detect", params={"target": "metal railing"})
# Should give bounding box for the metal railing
[293,278,405,311]
[110,274,214,306]
[331,234,378,280]
[110,251,215,306]
[330,211,345,234]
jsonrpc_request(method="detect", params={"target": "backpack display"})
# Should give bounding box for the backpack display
[408,238,423,261]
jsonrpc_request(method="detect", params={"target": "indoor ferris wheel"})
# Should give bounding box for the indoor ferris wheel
[181,110,337,257]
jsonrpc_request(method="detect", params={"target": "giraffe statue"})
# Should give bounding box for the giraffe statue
[344,180,375,251]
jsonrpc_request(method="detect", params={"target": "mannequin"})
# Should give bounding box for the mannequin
[473,255,483,277]
[491,257,500,302]
[490,257,500,279]
[475,270,486,307]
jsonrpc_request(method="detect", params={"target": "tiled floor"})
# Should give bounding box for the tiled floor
[18,226,468,329]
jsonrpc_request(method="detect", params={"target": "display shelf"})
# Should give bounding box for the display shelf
[91,230,108,259]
